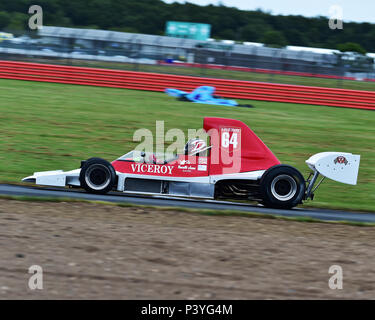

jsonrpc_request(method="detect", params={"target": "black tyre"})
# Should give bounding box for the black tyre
[259,165,305,209]
[79,157,116,194]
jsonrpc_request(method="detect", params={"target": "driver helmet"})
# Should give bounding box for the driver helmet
[184,138,207,156]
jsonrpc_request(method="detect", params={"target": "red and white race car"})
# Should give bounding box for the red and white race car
[22,117,360,209]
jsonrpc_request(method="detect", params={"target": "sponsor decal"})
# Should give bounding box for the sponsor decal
[221,127,241,133]
[178,159,196,171]
[334,156,348,165]
[179,160,191,165]
[178,165,196,171]
[198,157,207,165]
[198,165,207,171]
[131,163,173,175]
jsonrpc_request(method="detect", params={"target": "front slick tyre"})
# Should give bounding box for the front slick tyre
[260,165,305,209]
[79,158,116,194]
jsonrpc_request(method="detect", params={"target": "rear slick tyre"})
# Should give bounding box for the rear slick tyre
[259,165,305,209]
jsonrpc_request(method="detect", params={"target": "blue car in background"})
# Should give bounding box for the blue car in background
[165,85,251,107]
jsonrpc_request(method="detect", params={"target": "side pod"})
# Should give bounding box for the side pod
[22,169,81,187]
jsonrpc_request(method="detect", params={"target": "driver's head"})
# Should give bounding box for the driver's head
[184,138,207,156]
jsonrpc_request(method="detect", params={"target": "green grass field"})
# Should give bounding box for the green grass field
[0,79,374,212]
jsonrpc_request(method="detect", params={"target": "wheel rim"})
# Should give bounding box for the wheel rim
[85,164,111,190]
[270,174,297,201]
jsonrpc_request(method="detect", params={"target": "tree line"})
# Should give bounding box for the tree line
[0,0,372,53]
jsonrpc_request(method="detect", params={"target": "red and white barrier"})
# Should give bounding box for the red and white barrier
[0,60,374,110]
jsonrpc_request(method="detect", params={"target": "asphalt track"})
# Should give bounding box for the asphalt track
[0,184,374,223]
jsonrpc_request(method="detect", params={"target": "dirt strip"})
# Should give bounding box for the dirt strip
[0,199,374,299]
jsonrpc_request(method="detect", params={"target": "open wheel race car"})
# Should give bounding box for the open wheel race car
[22,117,360,209]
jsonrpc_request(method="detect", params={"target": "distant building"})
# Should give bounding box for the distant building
[286,46,340,55]
[33,26,348,75]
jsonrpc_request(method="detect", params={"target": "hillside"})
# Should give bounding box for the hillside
[0,0,375,52]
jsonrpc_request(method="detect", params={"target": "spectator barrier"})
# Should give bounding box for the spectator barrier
[0,60,374,110]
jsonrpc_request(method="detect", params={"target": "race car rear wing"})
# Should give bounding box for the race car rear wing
[304,152,360,200]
